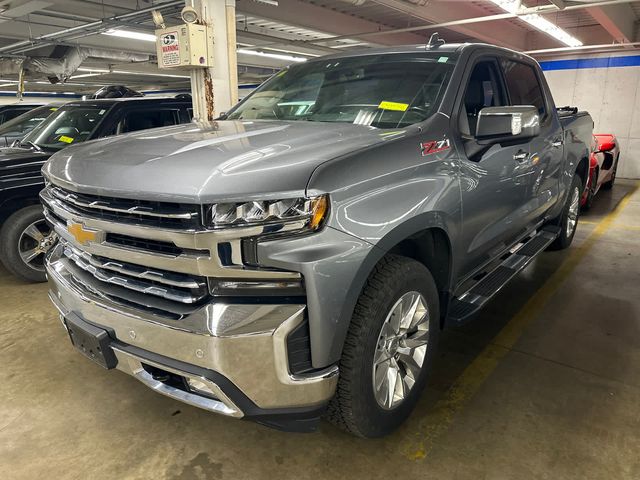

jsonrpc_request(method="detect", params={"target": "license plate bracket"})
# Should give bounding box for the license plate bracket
[64,313,118,369]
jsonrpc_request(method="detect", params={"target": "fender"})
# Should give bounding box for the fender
[325,212,454,364]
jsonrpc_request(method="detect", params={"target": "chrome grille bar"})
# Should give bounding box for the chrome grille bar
[49,185,199,222]
[62,242,207,305]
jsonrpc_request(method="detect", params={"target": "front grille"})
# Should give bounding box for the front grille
[61,241,208,318]
[106,233,184,256]
[49,186,201,229]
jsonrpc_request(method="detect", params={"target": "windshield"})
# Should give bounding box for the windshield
[21,105,110,150]
[226,53,457,128]
[0,105,59,138]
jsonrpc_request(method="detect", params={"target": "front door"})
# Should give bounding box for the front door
[453,56,533,281]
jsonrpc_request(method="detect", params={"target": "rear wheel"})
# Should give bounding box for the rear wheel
[549,175,582,251]
[0,205,56,282]
[602,156,618,190]
[327,255,440,438]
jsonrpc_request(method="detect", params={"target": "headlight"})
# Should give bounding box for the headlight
[204,195,328,231]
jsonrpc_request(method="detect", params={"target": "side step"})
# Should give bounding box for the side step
[448,226,560,324]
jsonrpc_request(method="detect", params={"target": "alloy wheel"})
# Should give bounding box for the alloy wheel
[18,219,56,272]
[567,187,580,237]
[372,291,430,410]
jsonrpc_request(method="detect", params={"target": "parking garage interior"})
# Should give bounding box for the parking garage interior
[1,1,640,479]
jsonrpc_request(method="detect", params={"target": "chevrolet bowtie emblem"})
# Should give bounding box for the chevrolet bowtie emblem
[67,222,100,246]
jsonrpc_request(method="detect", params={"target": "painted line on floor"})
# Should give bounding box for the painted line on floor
[401,182,640,461]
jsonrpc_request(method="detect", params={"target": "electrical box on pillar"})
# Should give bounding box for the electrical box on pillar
[155,23,214,69]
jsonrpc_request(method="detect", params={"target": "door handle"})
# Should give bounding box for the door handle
[551,139,563,148]
[513,151,528,162]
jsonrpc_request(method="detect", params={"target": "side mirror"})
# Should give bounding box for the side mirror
[475,106,540,145]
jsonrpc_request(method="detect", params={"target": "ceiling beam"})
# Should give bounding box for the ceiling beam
[236,0,425,46]
[587,4,637,43]
[368,0,527,50]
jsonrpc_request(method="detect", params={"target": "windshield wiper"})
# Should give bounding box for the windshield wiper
[19,141,43,152]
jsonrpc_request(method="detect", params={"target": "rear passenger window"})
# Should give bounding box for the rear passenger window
[121,109,180,133]
[500,59,546,117]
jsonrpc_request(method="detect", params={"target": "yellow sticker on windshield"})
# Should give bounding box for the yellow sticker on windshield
[59,135,74,144]
[378,101,409,112]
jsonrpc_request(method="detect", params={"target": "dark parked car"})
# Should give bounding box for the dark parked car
[0,104,61,147]
[0,103,44,125]
[0,97,192,281]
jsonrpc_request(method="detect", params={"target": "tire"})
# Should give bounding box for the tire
[602,156,618,190]
[548,175,582,251]
[582,169,597,211]
[327,254,440,438]
[0,205,55,282]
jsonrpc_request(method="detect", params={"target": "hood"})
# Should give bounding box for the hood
[43,120,404,204]
[0,147,52,178]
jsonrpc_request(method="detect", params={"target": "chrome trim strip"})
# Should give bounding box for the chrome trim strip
[112,347,243,418]
[49,186,198,220]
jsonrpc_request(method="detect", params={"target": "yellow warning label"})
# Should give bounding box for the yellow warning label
[378,101,409,112]
[58,135,74,144]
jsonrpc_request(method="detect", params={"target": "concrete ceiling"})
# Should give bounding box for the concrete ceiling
[0,0,639,96]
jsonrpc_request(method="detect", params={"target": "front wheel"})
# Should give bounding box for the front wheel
[0,205,56,282]
[327,255,440,438]
[548,175,582,251]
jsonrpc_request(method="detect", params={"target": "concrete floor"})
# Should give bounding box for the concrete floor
[1,180,639,480]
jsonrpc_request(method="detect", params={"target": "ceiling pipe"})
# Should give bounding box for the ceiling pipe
[0,0,183,55]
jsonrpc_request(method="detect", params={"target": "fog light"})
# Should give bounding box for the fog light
[187,377,217,398]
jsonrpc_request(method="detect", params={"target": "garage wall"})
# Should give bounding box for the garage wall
[542,54,640,179]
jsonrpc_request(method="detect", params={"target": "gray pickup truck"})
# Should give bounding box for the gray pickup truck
[41,43,593,437]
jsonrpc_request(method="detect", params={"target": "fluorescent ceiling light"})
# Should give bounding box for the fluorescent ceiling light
[102,29,156,42]
[237,49,307,63]
[489,0,582,47]
[112,70,191,79]
[77,67,110,73]
[70,73,105,79]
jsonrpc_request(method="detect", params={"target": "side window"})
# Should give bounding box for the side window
[459,60,505,136]
[500,59,546,117]
[121,108,180,133]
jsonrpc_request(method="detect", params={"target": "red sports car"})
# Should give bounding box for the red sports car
[581,133,620,209]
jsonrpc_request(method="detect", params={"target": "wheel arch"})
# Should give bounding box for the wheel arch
[329,214,455,363]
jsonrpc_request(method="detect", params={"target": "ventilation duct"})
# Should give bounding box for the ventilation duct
[0,47,150,83]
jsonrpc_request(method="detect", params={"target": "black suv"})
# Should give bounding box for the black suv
[0,97,192,282]
[0,103,44,126]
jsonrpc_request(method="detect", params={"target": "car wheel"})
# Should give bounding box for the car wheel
[327,254,440,438]
[0,205,57,282]
[602,156,618,190]
[582,169,597,211]
[549,175,582,251]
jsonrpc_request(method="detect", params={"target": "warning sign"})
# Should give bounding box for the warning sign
[159,31,180,67]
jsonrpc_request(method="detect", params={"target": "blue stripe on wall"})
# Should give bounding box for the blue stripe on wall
[540,55,640,71]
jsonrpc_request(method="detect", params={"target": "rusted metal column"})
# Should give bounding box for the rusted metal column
[189,0,237,121]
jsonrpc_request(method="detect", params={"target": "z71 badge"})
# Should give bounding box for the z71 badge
[420,138,450,156]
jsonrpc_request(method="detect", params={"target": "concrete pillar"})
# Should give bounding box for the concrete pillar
[189,0,237,121]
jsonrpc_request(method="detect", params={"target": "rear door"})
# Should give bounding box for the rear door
[453,55,533,279]
[499,58,564,228]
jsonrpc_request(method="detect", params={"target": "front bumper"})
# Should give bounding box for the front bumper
[47,244,338,430]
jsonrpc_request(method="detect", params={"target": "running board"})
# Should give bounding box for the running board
[448,226,560,324]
